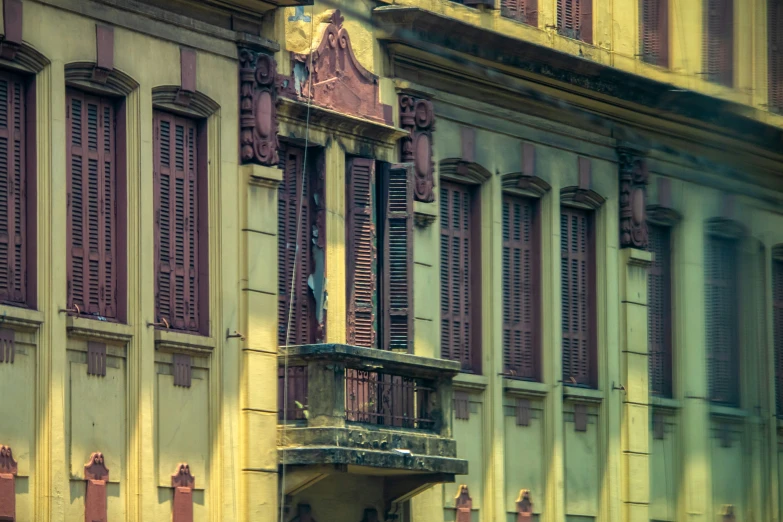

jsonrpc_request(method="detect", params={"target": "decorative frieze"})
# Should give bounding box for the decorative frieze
[399,94,435,202]
[618,146,649,250]
[239,48,280,167]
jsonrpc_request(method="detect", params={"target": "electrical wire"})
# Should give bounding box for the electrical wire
[279,8,317,522]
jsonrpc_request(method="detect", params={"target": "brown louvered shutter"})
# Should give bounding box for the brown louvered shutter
[154,110,201,333]
[379,164,413,352]
[66,89,117,319]
[558,0,592,43]
[0,71,26,305]
[648,224,672,397]
[561,207,595,387]
[440,181,480,373]
[705,236,739,405]
[769,0,783,112]
[501,0,539,26]
[703,0,734,86]
[277,144,315,346]
[346,157,376,348]
[502,195,539,380]
[774,258,783,415]
[640,0,670,67]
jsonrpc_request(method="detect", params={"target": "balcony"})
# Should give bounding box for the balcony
[277,344,467,500]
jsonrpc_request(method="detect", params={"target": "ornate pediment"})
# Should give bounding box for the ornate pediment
[287,10,392,125]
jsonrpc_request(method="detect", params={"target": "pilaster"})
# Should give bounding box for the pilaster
[325,140,346,344]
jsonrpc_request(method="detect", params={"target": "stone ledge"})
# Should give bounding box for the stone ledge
[67,315,134,344]
[278,446,467,475]
[503,378,549,398]
[243,163,283,188]
[154,328,215,356]
[0,305,43,332]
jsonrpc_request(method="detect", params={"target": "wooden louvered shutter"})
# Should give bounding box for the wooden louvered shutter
[440,181,480,373]
[640,0,669,67]
[379,163,413,352]
[277,144,315,346]
[0,71,26,305]
[561,207,595,387]
[648,224,672,397]
[703,0,734,86]
[558,0,592,43]
[154,111,201,333]
[502,195,539,380]
[66,90,117,319]
[346,157,376,348]
[580,0,593,44]
[501,0,539,26]
[769,0,783,112]
[773,258,783,415]
[705,236,739,405]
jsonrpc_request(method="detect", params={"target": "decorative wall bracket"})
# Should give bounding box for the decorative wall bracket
[516,489,533,521]
[400,94,435,202]
[84,452,109,522]
[454,485,472,522]
[172,463,195,522]
[239,48,280,166]
[286,10,392,125]
[618,146,649,249]
[0,329,14,364]
[87,342,107,376]
[0,445,17,521]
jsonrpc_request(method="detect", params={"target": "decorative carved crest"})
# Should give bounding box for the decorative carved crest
[0,329,14,364]
[172,463,195,522]
[400,94,435,202]
[516,489,533,521]
[289,10,392,125]
[239,48,280,166]
[454,485,472,522]
[618,147,649,249]
[84,452,109,522]
[0,445,17,521]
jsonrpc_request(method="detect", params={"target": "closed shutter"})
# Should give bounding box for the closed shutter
[703,0,734,86]
[440,181,479,372]
[558,0,592,43]
[277,144,314,346]
[774,258,783,415]
[561,207,595,387]
[502,195,538,380]
[705,236,739,405]
[346,157,376,348]
[769,0,783,112]
[66,89,116,319]
[380,164,413,352]
[501,0,539,26]
[640,0,669,67]
[0,71,26,305]
[154,110,201,332]
[648,224,672,397]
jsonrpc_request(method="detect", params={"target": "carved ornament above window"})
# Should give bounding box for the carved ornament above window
[239,49,280,166]
[439,158,492,185]
[400,94,435,202]
[618,146,649,249]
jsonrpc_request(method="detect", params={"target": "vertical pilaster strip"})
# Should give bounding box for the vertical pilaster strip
[675,201,711,521]
[619,248,653,522]
[34,62,53,522]
[764,247,779,521]
[325,141,346,343]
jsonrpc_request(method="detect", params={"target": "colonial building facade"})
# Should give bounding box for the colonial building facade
[1,0,782,522]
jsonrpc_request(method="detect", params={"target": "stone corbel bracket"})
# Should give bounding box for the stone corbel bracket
[516,489,533,521]
[617,146,649,250]
[0,445,18,521]
[172,463,195,522]
[84,452,109,522]
[399,93,435,202]
[454,484,472,522]
[239,48,280,167]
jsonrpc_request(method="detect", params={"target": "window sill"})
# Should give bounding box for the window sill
[453,372,488,392]
[0,305,43,332]
[563,386,603,404]
[67,315,133,344]
[154,328,214,356]
[503,378,548,399]
[710,405,747,422]
[651,396,680,414]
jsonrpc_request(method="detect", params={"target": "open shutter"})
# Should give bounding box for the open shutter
[580,0,593,44]
[648,224,672,397]
[703,0,734,86]
[773,259,783,415]
[502,195,538,380]
[558,0,580,39]
[277,144,314,346]
[440,181,478,372]
[640,0,669,67]
[380,164,413,352]
[346,157,376,348]
[0,71,25,305]
[154,111,200,332]
[561,207,594,387]
[769,0,783,112]
[67,90,116,319]
[705,236,739,405]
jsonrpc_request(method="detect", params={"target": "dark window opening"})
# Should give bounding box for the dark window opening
[769,0,783,113]
[640,0,670,67]
[703,0,734,86]
[501,0,539,27]
[648,224,673,397]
